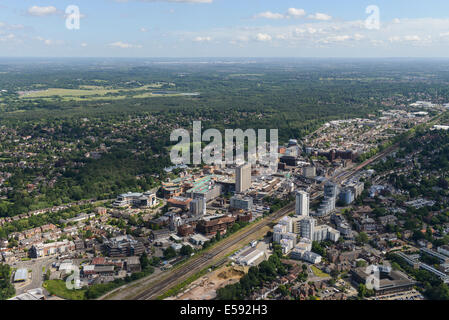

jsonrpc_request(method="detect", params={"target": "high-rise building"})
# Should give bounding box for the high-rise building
[190,196,206,216]
[300,217,316,240]
[314,181,338,216]
[339,188,355,205]
[295,190,310,216]
[324,182,338,198]
[235,163,251,193]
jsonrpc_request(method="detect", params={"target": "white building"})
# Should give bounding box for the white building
[302,251,322,264]
[235,163,252,193]
[235,247,266,266]
[290,247,322,264]
[113,191,157,208]
[279,216,293,233]
[280,238,295,254]
[273,223,287,237]
[313,225,340,243]
[295,190,309,217]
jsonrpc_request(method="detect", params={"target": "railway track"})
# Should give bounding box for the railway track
[133,202,295,300]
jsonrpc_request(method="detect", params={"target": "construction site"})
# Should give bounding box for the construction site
[166,265,248,300]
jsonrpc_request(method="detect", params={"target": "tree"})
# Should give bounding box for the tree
[0,264,15,300]
[180,245,193,256]
[356,260,367,268]
[358,284,367,298]
[140,252,150,270]
[277,284,289,297]
[44,269,51,281]
[356,232,369,245]
[312,241,326,256]
[163,246,177,260]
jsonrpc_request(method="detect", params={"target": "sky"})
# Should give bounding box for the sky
[1,0,449,57]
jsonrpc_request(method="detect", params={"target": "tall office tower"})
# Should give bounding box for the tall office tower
[235,162,251,193]
[295,190,310,216]
[300,217,316,240]
[324,181,338,198]
[189,196,206,217]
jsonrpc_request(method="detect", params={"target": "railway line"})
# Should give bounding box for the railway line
[134,202,295,300]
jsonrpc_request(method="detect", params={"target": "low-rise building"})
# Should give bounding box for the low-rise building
[29,240,76,258]
[104,235,145,257]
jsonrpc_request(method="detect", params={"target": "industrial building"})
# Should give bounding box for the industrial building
[234,246,266,266]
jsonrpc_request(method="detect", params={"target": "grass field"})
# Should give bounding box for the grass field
[43,280,86,300]
[310,265,330,278]
[18,83,181,101]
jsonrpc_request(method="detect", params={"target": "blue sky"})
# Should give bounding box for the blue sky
[1,0,449,57]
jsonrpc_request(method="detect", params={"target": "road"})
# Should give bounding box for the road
[12,257,56,295]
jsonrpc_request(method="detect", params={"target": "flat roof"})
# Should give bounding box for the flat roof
[14,268,28,282]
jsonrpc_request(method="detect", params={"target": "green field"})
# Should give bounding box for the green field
[310,265,330,278]
[18,83,181,101]
[43,280,86,300]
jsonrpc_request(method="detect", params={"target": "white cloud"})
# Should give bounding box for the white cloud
[140,27,148,32]
[194,36,212,42]
[109,41,143,48]
[254,8,306,20]
[35,36,64,46]
[28,6,58,16]
[254,11,284,20]
[353,33,365,41]
[389,36,401,43]
[287,8,306,18]
[255,33,272,42]
[308,13,332,21]
[176,17,449,52]
[0,33,15,42]
[404,35,421,41]
[81,43,88,47]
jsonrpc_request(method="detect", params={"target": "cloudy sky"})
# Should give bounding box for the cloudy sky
[1,0,449,57]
